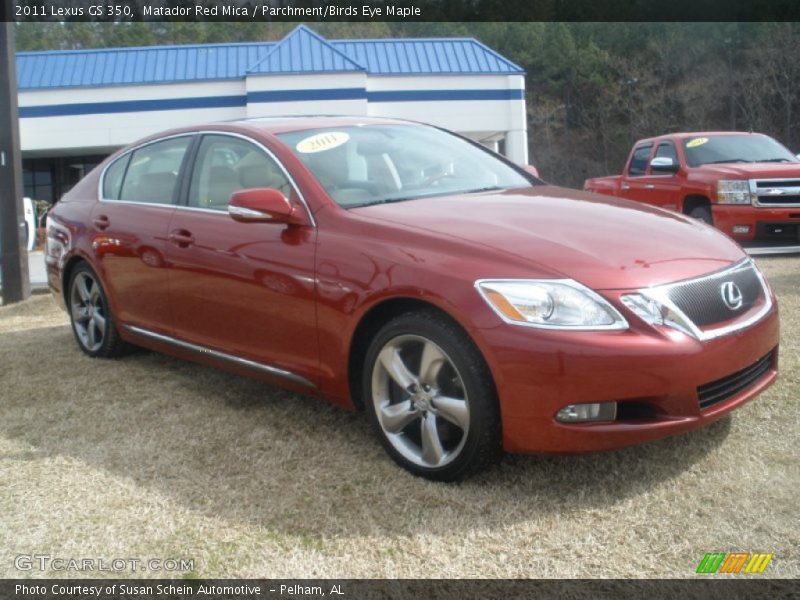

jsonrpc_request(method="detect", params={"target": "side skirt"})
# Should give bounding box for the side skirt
[123,324,317,389]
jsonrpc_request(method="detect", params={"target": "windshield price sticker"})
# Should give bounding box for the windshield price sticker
[296,132,350,154]
[686,137,709,148]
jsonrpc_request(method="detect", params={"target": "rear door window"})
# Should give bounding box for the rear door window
[118,136,192,205]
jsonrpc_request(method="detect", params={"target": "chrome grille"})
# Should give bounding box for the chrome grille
[697,351,774,410]
[636,259,772,341]
[665,262,764,327]
[751,178,800,207]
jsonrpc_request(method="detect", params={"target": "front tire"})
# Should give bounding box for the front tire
[68,263,127,358]
[689,205,713,225]
[362,309,501,481]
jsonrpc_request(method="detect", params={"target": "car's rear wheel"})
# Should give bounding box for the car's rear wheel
[68,264,127,358]
[363,310,501,481]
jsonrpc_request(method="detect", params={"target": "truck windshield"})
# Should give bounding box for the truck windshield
[277,125,536,208]
[683,135,798,167]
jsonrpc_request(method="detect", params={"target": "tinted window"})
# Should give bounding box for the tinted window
[277,125,533,208]
[102,154,130,200]
[682,135,797,167]
[654,142,679,164]
[118,136,192,204]
[188,135,291,211]
[628,144,653,177]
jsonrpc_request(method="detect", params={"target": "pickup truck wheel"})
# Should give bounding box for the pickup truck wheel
[689,206,713,224]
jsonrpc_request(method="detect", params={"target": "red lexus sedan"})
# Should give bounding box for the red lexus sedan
[45,117,779,481]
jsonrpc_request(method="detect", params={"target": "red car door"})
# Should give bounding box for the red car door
[165,133,319,386]
[618,142,654,203]
[90,135,194,335]
[635,140,683,211]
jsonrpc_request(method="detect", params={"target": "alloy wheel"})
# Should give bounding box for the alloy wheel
[371,334,470,469]
[70,271,107,353]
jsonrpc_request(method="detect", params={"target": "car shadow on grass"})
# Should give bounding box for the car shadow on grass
[2,324,733,540]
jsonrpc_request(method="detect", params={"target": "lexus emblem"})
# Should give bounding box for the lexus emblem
[720,281,743,310]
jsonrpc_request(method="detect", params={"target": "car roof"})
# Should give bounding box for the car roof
[228,115,418,135]
[122,116,425,150]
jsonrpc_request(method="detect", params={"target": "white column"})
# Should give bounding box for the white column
[505,129,528,165]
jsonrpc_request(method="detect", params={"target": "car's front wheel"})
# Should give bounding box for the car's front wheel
[363,310,501,481]
[689,205,713,225]
[68,263,127,358]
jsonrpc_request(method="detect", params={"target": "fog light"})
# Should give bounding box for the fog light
[732,225,751,234]
[556,402,617,423]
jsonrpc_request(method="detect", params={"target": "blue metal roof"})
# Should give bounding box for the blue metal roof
[16,25,523,90]
[16,42,276,89]
[248,26,364,75]
[332,38,522,76]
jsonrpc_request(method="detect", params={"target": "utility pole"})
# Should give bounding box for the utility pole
[0,13,30,305]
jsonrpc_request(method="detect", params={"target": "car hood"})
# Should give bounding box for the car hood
[695,163,800,178]
[352,185,746,290]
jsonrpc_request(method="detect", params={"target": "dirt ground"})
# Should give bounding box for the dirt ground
[0,256,797,579]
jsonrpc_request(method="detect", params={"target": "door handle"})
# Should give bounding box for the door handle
[169,229,195,248]
[644,184,655,189]
[621,183,631,191]
[92,215,110,230]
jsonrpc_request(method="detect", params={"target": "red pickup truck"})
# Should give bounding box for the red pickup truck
[584,132,800,249]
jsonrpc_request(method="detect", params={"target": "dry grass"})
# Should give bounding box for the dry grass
[1,257,798,579]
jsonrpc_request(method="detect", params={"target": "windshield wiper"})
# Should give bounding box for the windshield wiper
[347,197,412,209]
[463,186,506,194]
[704,159,752,164]
[759,158,794,163]
[347,192,441,209]
[348,187,505,209]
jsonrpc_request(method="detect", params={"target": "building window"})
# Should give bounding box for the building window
[23,159,54,203]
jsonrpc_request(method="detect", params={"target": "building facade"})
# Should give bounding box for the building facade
[16,25,527,204]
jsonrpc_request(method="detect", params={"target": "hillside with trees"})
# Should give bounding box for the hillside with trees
[15,22,800,188]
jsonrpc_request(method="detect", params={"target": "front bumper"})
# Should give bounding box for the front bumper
[480,298,779,454]
[713,204,800,245]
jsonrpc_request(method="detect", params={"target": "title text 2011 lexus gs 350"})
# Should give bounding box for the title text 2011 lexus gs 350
[46,117,779,480]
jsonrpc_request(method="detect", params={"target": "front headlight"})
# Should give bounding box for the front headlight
[717,180,753,204]
[476,279,628,330]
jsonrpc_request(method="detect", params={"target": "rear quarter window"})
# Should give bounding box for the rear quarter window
[102,154,130,200]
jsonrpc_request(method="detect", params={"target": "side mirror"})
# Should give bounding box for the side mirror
[228,188,304,225]
[650,157,679,174]
[522,164,540,179]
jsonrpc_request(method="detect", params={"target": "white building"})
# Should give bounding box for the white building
[16,25,527,204]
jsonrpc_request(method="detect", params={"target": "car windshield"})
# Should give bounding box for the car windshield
[277,125,535,207]
[682,134,798,167]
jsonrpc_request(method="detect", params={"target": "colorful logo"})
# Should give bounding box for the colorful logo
[696,552,773,574]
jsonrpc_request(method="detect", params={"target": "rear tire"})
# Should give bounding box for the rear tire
[67,263,128,358]
[689,205,713,225]
[362,309,502,481]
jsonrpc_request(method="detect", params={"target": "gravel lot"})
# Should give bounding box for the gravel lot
[0,256,797,579]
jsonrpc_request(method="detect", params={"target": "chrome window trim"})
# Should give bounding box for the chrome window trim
[636,258,773,341]
[123,324,316,389]
[97,132,195,206]
[474,278,630,331]
[98,130,316,226]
